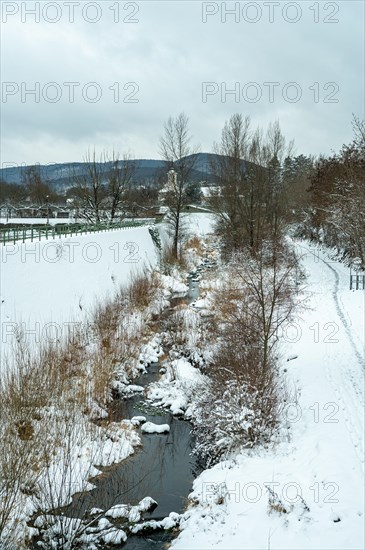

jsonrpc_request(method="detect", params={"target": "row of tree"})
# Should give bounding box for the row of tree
[1,113,363,266]
[160,112,316,258]
[304,116,365,267]
[0,158,160,220]
[164,112,364,267]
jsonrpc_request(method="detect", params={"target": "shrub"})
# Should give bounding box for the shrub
[192,240,302,466]
[127,268,159,310]
[160,243,187,275]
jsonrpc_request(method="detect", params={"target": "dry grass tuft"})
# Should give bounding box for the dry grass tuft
[184,236,203,253]
[161,244,187,273]
[128,268,159,309]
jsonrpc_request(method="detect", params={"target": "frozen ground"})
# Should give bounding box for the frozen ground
[171,240,365,550]
[0,225,158,362]
[182,212,216,236]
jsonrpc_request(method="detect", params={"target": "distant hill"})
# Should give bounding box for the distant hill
[0,153,223,191]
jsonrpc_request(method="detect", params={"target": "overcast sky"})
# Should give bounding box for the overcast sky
[1,0,364,166]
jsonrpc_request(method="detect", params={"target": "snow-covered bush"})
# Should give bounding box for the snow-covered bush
[192,368,282,467]
[191,241,301,466]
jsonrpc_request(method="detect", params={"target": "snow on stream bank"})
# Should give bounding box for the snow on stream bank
[171,240,364,550]
[4,211,362,549]
[0,214,215,547]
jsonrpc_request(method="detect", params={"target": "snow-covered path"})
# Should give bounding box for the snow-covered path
[172,241,365,550]
[297,243,364,474]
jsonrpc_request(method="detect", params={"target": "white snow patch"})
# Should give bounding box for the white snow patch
[141,422,170,434]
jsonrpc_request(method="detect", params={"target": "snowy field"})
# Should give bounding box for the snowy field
[183,212,215,236]
[172,240,365,550]
[0,225,158,361]
[0,213,215,362]
[0,218,68,225]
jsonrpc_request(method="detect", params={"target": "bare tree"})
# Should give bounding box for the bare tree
[307,116,365,266]
[72,150,108,223]
[208,114,252,252]
[21,165,55,206]
[159,113,200,258]
[352,113,365,144]
[71,150,136,223]
[106,152,136,221]
[0,181,27,205]
[231,243,302,377]
[209,116,294,255]
[281,154,314,224]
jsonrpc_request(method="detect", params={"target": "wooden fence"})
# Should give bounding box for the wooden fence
[350,272,365,290]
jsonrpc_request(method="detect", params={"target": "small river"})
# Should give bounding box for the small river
[63,279,201,548]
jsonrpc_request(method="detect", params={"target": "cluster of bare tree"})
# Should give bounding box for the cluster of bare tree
[0,152,137,223]
[69,151,136,223]
[156,112,316,260]
[304,115,365,267]
[207,114,298,255]
[0,167,61,209]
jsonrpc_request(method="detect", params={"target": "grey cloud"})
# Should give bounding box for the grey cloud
[1,0,364,164]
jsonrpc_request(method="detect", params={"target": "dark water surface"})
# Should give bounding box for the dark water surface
[70,398,198,521]
[62,283,201,547]
[60,369,199,548]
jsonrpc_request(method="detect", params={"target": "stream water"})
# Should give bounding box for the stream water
[63,279,202,548]
[66,388,200,548]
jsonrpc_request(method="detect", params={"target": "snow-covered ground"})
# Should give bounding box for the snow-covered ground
[0,226,158,361]
[3,212,363,549]
[182,212,216,236]
[1,217,66,225]
[172,240,365,550]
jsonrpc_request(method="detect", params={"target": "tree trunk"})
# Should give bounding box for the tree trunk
[173,214,179,258]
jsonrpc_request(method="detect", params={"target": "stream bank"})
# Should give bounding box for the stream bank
[30,249,217,549]
[60,279,202,548]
